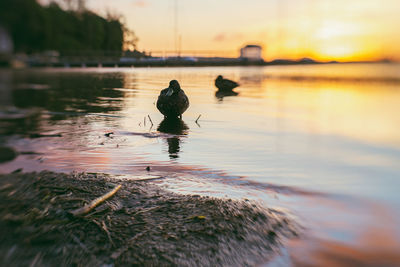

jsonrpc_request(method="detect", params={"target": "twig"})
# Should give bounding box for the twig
[84,205,110,217]
[144,116,146,126]
[102,220,114,246]
[147,115,154,126]
[0,183,12,191]
[71,234,100,264]
[111,232,145,260]
[195,114,201,123]
[29,252,42,267]
[93,219,115,247]
[71,234,89,253]
[133,206,160,215]
[70,185,122,216]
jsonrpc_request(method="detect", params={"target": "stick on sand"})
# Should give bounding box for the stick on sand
[70,185,122,216]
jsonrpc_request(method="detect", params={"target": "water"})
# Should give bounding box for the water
[1,63,400,265]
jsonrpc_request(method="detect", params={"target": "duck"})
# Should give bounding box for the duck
[156,80,189,118]
[215,75,239,91]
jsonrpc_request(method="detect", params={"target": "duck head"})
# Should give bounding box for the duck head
[216,75,223,81]
[166,80,181,96]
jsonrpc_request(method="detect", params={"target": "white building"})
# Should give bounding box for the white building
[240,45,263,61]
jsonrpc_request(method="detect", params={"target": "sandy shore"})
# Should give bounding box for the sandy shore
[0,171,297,266]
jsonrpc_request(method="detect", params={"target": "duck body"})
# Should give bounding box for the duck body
[157,80,189,118]
[215,75,239,91]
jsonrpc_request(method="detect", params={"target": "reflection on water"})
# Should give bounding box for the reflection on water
[1,64,400,266]
[1,71,126,137]
[215,89,239,101]
[157,117,189,159]
[11,72,125,114]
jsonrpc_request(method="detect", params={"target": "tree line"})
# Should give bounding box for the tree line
[0,0,129,55]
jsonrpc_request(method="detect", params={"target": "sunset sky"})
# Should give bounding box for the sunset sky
[51,0,400,61]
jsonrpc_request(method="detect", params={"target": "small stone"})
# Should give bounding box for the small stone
[104,132,114,137]
[11,168,23,174]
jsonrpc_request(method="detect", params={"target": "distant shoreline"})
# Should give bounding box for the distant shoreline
[2,53,395,69]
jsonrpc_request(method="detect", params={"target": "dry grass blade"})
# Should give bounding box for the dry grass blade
[70,185,122,216]
[195,114,201,123]
[147,115,154,126]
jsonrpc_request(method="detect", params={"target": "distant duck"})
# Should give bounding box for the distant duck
[157,80,189,118]
[215,75,239,91]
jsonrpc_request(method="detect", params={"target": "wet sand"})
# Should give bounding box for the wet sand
[0,171,297,266]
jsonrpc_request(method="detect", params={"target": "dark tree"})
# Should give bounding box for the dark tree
[0,0,131,55]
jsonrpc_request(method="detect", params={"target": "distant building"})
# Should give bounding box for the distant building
[240,45,263,61]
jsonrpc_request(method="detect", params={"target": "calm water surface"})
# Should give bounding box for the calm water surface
[1,64,400,266]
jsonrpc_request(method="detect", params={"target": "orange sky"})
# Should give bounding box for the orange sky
[47,0,400,61]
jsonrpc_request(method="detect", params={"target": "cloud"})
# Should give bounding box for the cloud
[213,32,244,42]
[133,0,148,8]
[213,33,226,42]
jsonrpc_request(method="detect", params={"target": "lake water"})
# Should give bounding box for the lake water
[1,63,400,266]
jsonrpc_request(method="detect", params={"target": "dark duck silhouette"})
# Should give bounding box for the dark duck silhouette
[215,75,239,91]
[157,80,189,119]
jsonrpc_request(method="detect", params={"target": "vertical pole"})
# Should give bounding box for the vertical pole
[174,0,178,57]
